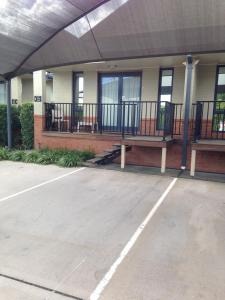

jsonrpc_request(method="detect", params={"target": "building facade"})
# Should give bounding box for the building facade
[30,54,225,174]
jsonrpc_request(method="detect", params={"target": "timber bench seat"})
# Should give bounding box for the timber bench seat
[190,140,225,176]
[120,136,175,173]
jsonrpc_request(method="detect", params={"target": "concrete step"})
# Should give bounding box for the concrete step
[86,144,132,166]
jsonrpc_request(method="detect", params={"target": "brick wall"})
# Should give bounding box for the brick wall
[34,115,225,174]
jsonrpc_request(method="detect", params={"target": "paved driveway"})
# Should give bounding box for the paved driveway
[0,161,224,300]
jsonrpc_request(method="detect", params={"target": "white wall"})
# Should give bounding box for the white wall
[50,64,217,105]
[53,71,72,103]
[22,78,33,102]
[141,68,158,101]
[46,80,53,102]
[173,66,185,104]
[195,65,216,101]
[83,71,98,103]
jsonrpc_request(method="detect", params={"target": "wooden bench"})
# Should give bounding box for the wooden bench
[120,136,174,173]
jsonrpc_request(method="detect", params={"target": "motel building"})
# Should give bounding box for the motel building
[1,0,225,176]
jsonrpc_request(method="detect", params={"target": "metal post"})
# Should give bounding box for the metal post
[6,79,12,149]
[181,55,193,169]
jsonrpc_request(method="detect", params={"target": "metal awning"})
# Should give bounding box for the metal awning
[1,0,225,79]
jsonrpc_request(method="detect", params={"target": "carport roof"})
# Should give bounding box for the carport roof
[1,0,225,79]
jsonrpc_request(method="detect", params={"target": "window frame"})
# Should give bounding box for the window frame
[97,71,142,131]
[157,67,174,130]
[214,65,225,101]
[157,67,174,104]
[72,72,84,105]
[213,65,225,132]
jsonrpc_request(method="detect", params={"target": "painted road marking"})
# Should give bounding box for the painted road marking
[0,167,86,204]
[90,177,178,300]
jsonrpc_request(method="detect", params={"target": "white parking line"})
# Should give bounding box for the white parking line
[90,177,178,300]
[0,167,86,204]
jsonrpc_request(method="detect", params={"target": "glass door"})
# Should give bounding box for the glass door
[122,75,141,132]
[100,75,120,131]
[99,73,141,132]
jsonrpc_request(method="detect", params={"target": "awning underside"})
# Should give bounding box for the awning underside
[1,0,225,78]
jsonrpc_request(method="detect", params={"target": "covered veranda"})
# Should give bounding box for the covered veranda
[1,0,225,174]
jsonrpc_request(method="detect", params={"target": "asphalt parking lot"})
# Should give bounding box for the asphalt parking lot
[0,161,224,300]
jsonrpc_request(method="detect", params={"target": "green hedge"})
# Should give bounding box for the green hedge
[0,104,22,147]
[0,148,95,167]
[19,103,34,149]
[0,105,7,146]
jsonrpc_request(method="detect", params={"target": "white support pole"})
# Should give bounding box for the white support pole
[121,144,126,169]
[190,149,196,177]
[161,147,167,173]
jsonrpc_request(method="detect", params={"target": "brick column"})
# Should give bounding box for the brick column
[33,70,46,149]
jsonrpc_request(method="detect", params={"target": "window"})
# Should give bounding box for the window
[73,72,84,104]
[213,66,225,132]
[215,66,225,101]
[157,68,174,129]
[158,68,174,103]
[0,81,6,104]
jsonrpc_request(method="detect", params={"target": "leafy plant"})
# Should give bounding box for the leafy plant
[20,103,34,149]
[24,151,39,163]
[36,153,52,165]
[56,153,82,167]
[8,150,25,161]
[0,105,22,147]
[0,147,10,160]
[0,105,7,146]
[0,148,95,167]
[79,149,95,161]
[12,105,22,147]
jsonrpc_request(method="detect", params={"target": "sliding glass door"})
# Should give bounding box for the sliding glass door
[99,73,141,131]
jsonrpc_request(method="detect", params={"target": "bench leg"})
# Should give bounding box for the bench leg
[190,149,196,177]
[161,147,167,174]
[121,144,126,169]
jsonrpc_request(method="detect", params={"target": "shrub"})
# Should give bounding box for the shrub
[24,151,39,163]
[0,148,95,167]
[0,147,10,160]
[79,149,95,161]
[8,150,25,161]
[0,105,7,146]
[56,153,82,167]
[0,104,22,147]
[20,103,34,149]
[12,105,22,147]
[36,153,52,165]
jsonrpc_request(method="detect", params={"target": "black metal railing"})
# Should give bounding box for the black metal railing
[45,101,182,139]
[193,100,225,141]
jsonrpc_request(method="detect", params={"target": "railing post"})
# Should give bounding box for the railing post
[98,103,103,134]
[122,102,126,139]
[131,103,136,136]
[70,102,74,133]
[194,101,202,142]
[163,101,169,141]
[170,103,175,138]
